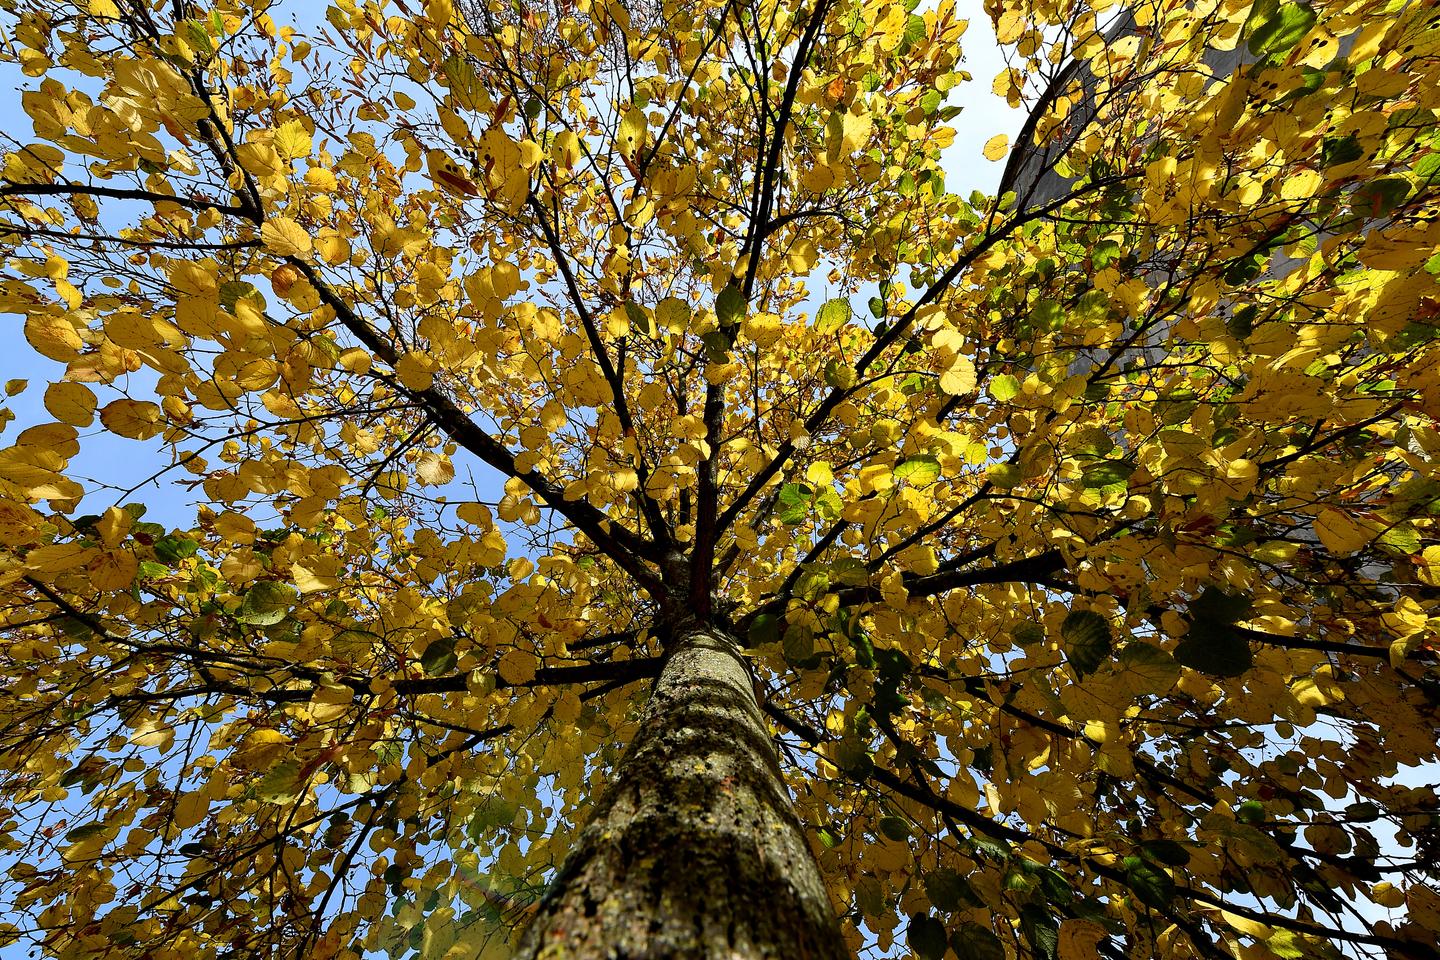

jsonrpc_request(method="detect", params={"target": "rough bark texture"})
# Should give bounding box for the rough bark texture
[513,624,848,960]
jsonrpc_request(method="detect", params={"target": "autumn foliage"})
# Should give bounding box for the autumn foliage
[1,0,1439,958]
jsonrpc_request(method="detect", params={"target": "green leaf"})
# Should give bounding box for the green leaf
[153,536,199,564]
[1123,856,1175,909]
[1091,239,1121,270]
[624,301,654,337]
[1140,838,1191,866]
[1321,134,1363,168]
[1247,1,1315,56]
[1080,459,1136,489]
[907,913,947,960]
[924,868,982,911]
[1189,587,1253,624]
[1115,642,1180,694]
[1237,799,1266,824]
[182,19,214,53]
[814,486,843,519]
[816,297,851,332]
[833,737,874,777]
[700,331,731,363]
[219,280,261,312]
[747,612,781,647]
[1352,174,1412,217]
[1344,801,1380,823]
[1378,522,1421,555]
[949,923,1005,960]
[1070,427,1114,458]
[851,630,876,668]
[970,833,1011,860]
[1013,623,1045,647]
[1174,619,1253,677]
[900,13,927,51]
[878,815,911,841]
[895,454,940,486]
[777,482,813,524]
[1019,905,1059,960]
[1266,930,1307,959]
[1061,609,1113,677]
[1227,304,1259,338]
[137,560,169,580]
[781,624,814,663]
[874,646,912,681]
[256,760,303,804]
[1031,299,1064,331]
[715,283,746,327]
[1035,865,1073,905]
[64,822,108,843]
[420,638,457,676]
[823,359,855,388]
[988,374,1020,402]
[236,581,298,626]
[987,462,1021,488]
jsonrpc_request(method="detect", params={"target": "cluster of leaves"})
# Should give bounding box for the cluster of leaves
[0,0,1438,958]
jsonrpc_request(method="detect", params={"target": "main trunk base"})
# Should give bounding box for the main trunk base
[514,628,847,960]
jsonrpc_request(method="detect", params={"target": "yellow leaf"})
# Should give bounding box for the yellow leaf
[315,231,350,264]
[337,347,371,373]
[304,167,337,192]
[1417,545,1440,587]
[24,313,84,362]
[25,542,92,573]
[395,352,435,392]
[840,110,873,154]
[995,10,1026,44]
[94,505,130,547]
[293,559,340,593]
[1280,168,1323,200]
[261,217,312,257]
[415,453,455,486]
[617,105,647,157]
[498,648,537,685]
[89,549,137,591]
[128,717,175,751]
[99,399,164,440]
[1314,508,1369,554]
[43,381,96,427]
[788,239,819,273]
[1058,919,1107,959]
[273,119,312,160]
[553,130,580,169]
[982,134,1009,161]
[939,356,976,395]
[993,67,1024,105]
[173,790,210,830]
[426,149,478,197]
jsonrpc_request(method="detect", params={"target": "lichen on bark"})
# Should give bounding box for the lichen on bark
[513,625,847,960]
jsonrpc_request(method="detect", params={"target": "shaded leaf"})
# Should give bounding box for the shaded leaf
[1061,609,1112,677]
[236,582,298,626]
[907,913,947,960]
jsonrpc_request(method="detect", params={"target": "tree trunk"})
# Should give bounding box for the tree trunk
[513,623,848,960]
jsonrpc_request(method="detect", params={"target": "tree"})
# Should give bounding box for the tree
[0,0,1438,957]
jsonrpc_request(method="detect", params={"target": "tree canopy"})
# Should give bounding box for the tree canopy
[1,0,1439,958]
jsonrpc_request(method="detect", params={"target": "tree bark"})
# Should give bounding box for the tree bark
[513,624,848,960]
